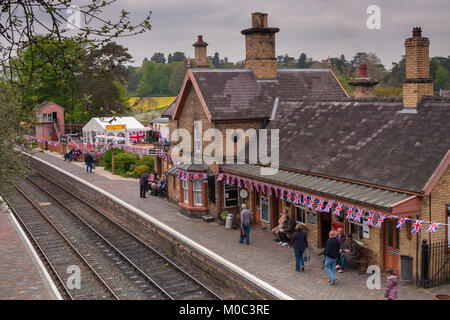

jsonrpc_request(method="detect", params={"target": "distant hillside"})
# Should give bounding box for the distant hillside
[127,97,176,112]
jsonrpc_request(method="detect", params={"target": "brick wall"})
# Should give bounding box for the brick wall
[244,32,277,79]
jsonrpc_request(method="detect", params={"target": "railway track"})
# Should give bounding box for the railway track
[19,170,221,300]
[4,188,118,300]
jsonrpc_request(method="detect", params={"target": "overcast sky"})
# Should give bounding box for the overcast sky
[82,0,450,69]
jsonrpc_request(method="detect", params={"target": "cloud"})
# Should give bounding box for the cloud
[105,0,450,68]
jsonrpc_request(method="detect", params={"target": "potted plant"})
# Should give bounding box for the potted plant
[219,210,228,225]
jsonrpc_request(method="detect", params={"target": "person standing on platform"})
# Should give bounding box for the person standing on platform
[84,152,94,173]
[289,224,308,272]
[139,171,149,198]
[335,227,346,268]
[324,230,340,285]
[239,204,252,245]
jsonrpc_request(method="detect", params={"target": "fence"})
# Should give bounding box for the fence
[421,240,450,288]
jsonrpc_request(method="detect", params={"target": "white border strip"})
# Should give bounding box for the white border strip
[32,154,294,300]
[1,200,63,300]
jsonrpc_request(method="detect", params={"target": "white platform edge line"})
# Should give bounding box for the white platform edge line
[1,201,63,300]
[32,154,294,300]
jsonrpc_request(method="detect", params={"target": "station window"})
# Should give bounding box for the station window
[295,205,306,224]
[182,180,189,203]
[350,221,365,242]
[193,179,203,206]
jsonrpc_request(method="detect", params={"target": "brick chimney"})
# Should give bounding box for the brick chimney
[402,27,433,107]
[348,64,379,97]
[241,12,279,79]
[193,35,209,68]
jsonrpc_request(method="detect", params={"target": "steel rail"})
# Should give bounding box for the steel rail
[12,185,120,300]
[2,195,73,300]
[30,169,222,300]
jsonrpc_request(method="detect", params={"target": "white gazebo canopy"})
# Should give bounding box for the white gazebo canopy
[82,116,145,145]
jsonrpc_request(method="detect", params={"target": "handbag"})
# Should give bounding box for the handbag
[303,248,310,262]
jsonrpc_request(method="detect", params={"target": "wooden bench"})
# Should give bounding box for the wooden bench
[353,246,371,273]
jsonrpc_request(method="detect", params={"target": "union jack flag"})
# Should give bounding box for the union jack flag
[177,170,182,178]
[217,173,224,181]
[396,217,409,229]
[293,192,301,205]
[129,130,145,143]
[184,172,191,181]
[260,183,265,194]
[333,202,343,216]
[302,193,308,207]
[274,186,278,198]
[244,179,248,189]
[375,213,387,228]
[158,133,162,143]
[280,188,285,200]
[365,210,376,226]
[202,173,208,183]
[307,196,316,209]
[426,223,442,233]
[225,175,230,185]
[323,201,334,213]
[231,176,236,185]
[316,198,325,212]
[268,185,272,196]
[192,172,200,179]
[346,205,355,220]
[411,220,424,233]
[254,182,259,192]
[286,190,293,202]
[237,178,242,188]
[249,181,254,191]
[353,207,365,223]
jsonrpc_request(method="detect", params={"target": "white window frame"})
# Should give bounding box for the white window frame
[194,122,202,154]
[182,180,189,204]
[294,205,306,225]
[193,179,203,206]
[260,196,270,223]
[349,220,366,242]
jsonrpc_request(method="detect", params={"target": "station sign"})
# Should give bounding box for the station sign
[106,124,126,130]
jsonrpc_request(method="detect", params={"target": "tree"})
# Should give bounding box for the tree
[168,61,187,95]
[212,53,221,68]
[151,53,166,64]
[297,53,308,68]
[0,1,152,191]
[168,52,186,63]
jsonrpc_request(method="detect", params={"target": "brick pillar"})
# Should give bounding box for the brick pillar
[241,12,280,79]
[403,27,433,107]
[348,64,379,97]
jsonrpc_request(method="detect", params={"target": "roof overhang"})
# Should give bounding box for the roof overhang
[390,195,422,217]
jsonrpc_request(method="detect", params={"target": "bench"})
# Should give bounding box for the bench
[352,246,371,273]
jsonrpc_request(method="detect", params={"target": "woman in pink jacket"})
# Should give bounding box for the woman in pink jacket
[384,269,398,300]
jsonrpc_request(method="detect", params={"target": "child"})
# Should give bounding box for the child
[384,269,398,300]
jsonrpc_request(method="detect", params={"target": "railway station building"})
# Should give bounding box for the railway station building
[156,13,450,280]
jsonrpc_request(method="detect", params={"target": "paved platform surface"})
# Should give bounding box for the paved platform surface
[0,205,58,300]
[32,151,450,300]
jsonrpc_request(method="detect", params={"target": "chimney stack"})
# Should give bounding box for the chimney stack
[241,12,279,79]
[193,35,209,68]
[402,27,433,107]
[348,63,379,97]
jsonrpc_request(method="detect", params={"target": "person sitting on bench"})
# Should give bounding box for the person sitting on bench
[336,235,361,273]
[277,210,296,245]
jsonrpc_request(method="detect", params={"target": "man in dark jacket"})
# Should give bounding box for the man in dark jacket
[289,224,308,271]
[85,152,94,173]
[324,230,341,285]
[139,171,149,198]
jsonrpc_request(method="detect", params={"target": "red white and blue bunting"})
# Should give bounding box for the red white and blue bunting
[216,173,448,233]
[177,170,208,183]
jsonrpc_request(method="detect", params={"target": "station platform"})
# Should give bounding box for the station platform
[26,150,450,300]
[0,205,60,300]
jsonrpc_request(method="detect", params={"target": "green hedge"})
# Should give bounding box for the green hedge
[100,149,155,178]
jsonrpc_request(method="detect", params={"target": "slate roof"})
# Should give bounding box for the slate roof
[161,97,178,118]
[190,68,347,121]
[262,96,450,193]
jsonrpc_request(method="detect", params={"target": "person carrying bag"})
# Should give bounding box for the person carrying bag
[289,224,308,272]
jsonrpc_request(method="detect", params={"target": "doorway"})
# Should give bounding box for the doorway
[253,190,261,225]
[320,212,332,248]
[384,218,400,274]
[270,196,280,229]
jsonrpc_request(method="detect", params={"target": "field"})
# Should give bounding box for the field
[127,97,176,112]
